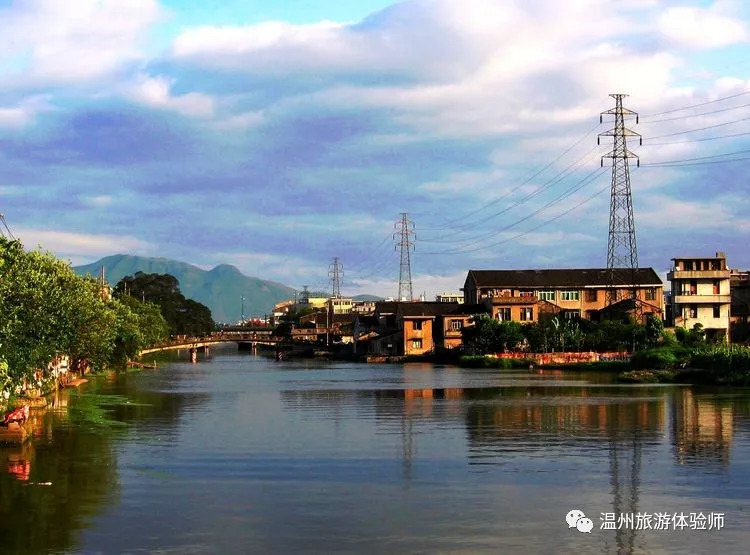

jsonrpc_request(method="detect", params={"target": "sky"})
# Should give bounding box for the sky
[1,0,750,299]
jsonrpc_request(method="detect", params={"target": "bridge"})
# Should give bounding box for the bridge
[139,330,280,358]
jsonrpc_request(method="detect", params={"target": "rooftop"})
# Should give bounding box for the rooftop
[466,268,662,288]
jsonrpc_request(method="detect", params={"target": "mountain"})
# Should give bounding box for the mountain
[74,254,295,324]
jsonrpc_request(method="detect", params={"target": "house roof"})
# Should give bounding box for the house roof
[466,268,662,288]
[374,301,462,318]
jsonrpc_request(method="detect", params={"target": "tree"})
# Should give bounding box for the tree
[645,315,665,348]
[462,315,523,354]
[114,272,213,336]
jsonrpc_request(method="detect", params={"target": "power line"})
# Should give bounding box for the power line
[640,90,750,117]
[638,148,750,166]
[641,130,750,146]
[645,115,750,140]
[420,146,601,244]
[641,155,750,168]
[0,214,15,240]
[640,102,750,124]
[421,166,607,255]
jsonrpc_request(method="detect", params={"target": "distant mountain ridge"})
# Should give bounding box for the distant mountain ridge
[74,254,295,324]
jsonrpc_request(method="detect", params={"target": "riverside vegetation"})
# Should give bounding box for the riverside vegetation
[459,313,750,385]
[0,237,214,408]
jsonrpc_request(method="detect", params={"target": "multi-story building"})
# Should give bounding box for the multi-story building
[730,270,750,342]
[668,252,731,342]
[462,268,664,323]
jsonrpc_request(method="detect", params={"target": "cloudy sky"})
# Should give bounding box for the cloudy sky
[1,0,749,298]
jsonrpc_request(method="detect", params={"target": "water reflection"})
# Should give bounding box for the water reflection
[671,389,733,467]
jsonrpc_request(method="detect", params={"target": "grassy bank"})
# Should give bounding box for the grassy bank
[457,345,750,386]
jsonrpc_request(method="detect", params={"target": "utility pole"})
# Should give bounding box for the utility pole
[328,257,344,298]
[599,94,642,314]
[241,295,246,324]
[394,212,416,301]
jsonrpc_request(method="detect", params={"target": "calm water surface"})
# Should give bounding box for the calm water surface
[2,344,750,553]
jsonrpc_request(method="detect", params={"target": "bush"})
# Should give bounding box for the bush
[689,345,750,384]
[631,347,689,369]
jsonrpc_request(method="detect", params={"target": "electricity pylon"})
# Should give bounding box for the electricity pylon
[394,212,415,301]
[329,257,344,298]
[599,94,642,310]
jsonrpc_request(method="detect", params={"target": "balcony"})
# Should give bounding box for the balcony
[673,294,730,304]
[667,270,729,280]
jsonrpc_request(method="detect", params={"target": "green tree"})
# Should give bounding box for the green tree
[114,272,213,336]
[645,315,665,348]
[462,315,524,354]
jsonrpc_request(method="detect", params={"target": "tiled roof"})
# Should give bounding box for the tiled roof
[467,268,662,287]
[375,301,462,318]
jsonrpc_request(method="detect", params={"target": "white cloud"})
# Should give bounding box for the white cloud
[15,227,155,265]
[125,74,215,118]
[659,6,747,49]
[0,0,162,85]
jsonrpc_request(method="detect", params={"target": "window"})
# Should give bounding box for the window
[520,307,533,321]
[713,280,720,294]
[538,290,555,301]
[519,290,535,297]
[496,308,511,321]
[450,320,463,331]
[411,339,422,349]
[585,289,598,302]
[560,290,579,301]
[684,306,697,319]
[713,304,721,318]
[563,310,580,320]
[645,288,656,301]
[413,320,423,331]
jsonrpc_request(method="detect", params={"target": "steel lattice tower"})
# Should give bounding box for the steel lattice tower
[328,257,344,298]
[599,94,642,307]
[394,212,415,301]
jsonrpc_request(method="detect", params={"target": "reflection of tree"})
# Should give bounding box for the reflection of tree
[670,389,734,467]
[0,409,118,553]
[0,373,210,553]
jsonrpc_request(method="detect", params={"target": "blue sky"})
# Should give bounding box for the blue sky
[1,0,750,298]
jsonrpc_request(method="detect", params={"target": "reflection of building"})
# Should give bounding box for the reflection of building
[668,253,731,342]
[671,389,733,466]
[463,268,664,323]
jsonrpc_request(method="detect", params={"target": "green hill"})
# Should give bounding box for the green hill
[74,254,295,324]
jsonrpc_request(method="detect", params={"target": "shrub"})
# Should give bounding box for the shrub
[631,347,689,369]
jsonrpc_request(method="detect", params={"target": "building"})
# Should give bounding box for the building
[668,253,730,342]
[463,268,664,323]
[328,297,354,314]
[436,292,464,304]
[359,301,488,355]
[730,270,750,343]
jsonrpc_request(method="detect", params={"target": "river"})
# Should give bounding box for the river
[2,344,749,553]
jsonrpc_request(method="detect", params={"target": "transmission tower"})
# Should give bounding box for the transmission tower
[393,212,416,301]
[328,257,344,298]
[598,94,642,309]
